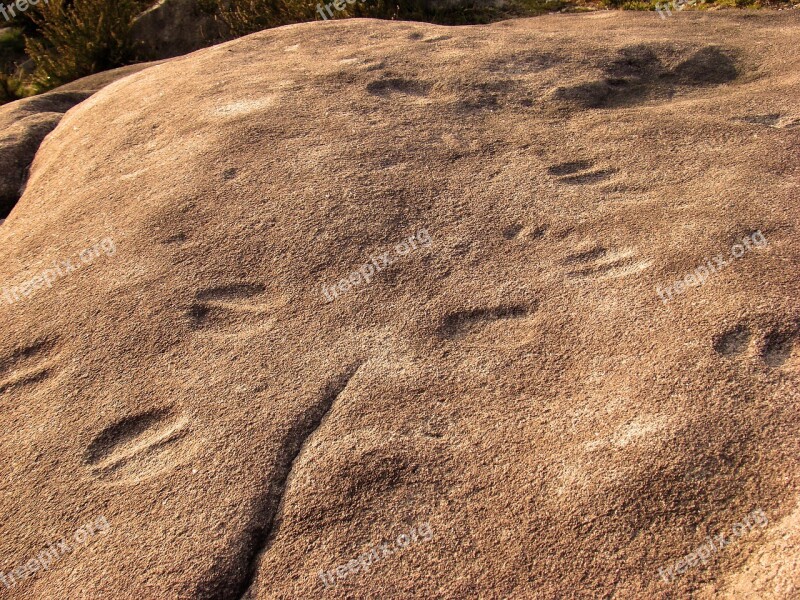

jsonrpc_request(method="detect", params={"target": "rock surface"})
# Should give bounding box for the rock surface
[0,12,799,599]
[0,61,166,217]
[0,110,65,216]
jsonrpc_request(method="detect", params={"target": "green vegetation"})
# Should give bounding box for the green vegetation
[216,0,317,36]
[24,0,142,92]
[0,27,24,49]
[0,27,28,103]
[0,0,794,105]
[216,0,516,33]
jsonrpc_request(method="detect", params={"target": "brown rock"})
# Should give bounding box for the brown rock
[0,61,166,217]
[0,12,798,600]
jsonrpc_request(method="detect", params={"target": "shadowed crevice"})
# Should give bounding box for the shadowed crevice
[197,362,363,600]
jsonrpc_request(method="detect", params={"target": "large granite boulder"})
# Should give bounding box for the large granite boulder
[0,12,798,599]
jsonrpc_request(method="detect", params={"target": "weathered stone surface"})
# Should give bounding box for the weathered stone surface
[0,61,166,217]
[0,12,798,600]
[0,111,62,214]
[51,60,169,93]
[0,93,91,216]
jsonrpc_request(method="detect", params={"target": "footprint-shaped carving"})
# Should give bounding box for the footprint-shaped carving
[713,324,752,357]
[547,161,592,176]
[503,223,548,241]
[775,116,799,129]
[438,304,538,347]
[547,160,617,185]
[423,35,452,43]
[0,337,60,395]
[673,47,738,86]
[552,45,737,110]
[488,51,554,76]
[366,77,431,97]
[85,408,193,482]
[562,246,651,281]
[188,283,285,333]
[761,329,798,368]
[712,322,797,368]
[161,232,187,245]
[738,114,800,129]
[408,32,452,43]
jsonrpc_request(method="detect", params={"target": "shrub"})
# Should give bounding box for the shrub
[24,0,142,93]
[0,27,31,103]
[619,1,654,8]
[0,73,22,103]
[0,26,26,53]
[218,0,319,37]
[217,0,510,34]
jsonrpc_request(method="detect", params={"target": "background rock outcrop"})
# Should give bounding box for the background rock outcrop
[0,60,165,217]
[130,0,227,60]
